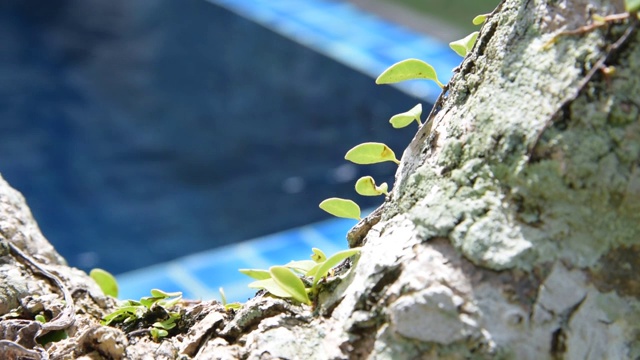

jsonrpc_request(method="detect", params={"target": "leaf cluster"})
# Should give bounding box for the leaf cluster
[102,289,183,341]
[239,247,361,305]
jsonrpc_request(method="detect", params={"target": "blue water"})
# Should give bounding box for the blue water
[0,0,421,274]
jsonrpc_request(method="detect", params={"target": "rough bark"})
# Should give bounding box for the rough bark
[1,0,639,359]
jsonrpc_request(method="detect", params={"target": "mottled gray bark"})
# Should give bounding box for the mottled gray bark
[1,0,639,359]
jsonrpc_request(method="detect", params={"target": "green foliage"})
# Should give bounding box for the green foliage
[344,142,400,165]
[102,289,182,342]
[626,0,640,12]
[90,268,119,298]
[376,58,444,88]
[472,13,489,25]
[270,266,311,305]
[389,103,423,128]
[355,176,388,196]
[319,198,361,220]
[449,31,479,57]
[241,247,361,304]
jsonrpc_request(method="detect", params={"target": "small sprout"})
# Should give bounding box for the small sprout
[311,248,327,263]
[270,266,311,305]
[376,58,444,88]
[319,198,361,220]
[355,176,388,196]
[472,13,490,25]
[625,0,640,12]
[150,327,168,342]
[345,142,400,165]
[238,268,272,280]
[35,314,46,324]
[219,288,242,311]
[450,31,479,57]
[312,248,361,289]
[90,268,119,298]
[389,103,423,128]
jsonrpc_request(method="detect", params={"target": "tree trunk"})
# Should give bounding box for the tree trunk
[1,0,639,358]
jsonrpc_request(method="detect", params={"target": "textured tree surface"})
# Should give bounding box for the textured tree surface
[1,0,639,358]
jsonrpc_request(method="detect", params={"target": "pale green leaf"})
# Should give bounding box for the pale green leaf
[355,176,388,196]
[319,198,361,220]
[450,32,479,57]
[312,248,361,288]
[150,289,182,299]
[219,287,228,305]
[248,278,292,298]
[389,103,422,128]
[284,259,317,274]
[376,59,444,88]
[305,263,322,277]
[626,0,640,12]
[311,248,326,263]
[90,268,119,298]
[239,268,272,280]
[224,302,243,311]
[270,266,311,305]
[472,14,489,25]
[345,142,400,165]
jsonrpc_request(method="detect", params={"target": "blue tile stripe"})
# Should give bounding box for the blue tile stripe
[117,216,358,302]
[206,0,461,102]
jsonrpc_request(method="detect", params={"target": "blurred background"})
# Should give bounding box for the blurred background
[0,0,497,300]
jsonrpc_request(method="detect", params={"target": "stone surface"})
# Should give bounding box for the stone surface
[0,0,639,358]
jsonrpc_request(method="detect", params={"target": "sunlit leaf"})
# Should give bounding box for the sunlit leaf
[270,266,311,305]
[312,248,361,288]
[284,259,317,274]
[248,278,292,298]
[345,142,400,165]
[239,268,272,280]
[355,176,388,196]
[472,13,489,25]
[626,0,640,12]
[90,268,119,298]
[319,198,361,220]
[150,289,182,299]
[389,103,422,128]
[376,59,444,88]
[450,31,479,57]
[311,248,327,263]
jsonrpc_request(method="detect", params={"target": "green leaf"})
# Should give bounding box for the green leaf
[224,302,243,311]
[345,142,400,165]
[389,103,422,128]
[312,248,361,289]
[219,287,228,305]
[376,59,444,88]
[449,31,479,57]
[239,268,272,280]
[153,319,177,330]
[319,198,361,220]
[284,259,317,274]
[311,248,327,263]
[626,0,640,12]
[90,268,119,298]
[270,266,311,305]
[150,327,168,341]
[248,278,292,298]
[35,314,46,324]
[355,176,388,196]
[150,289,182,299]
[472,14,489,25]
